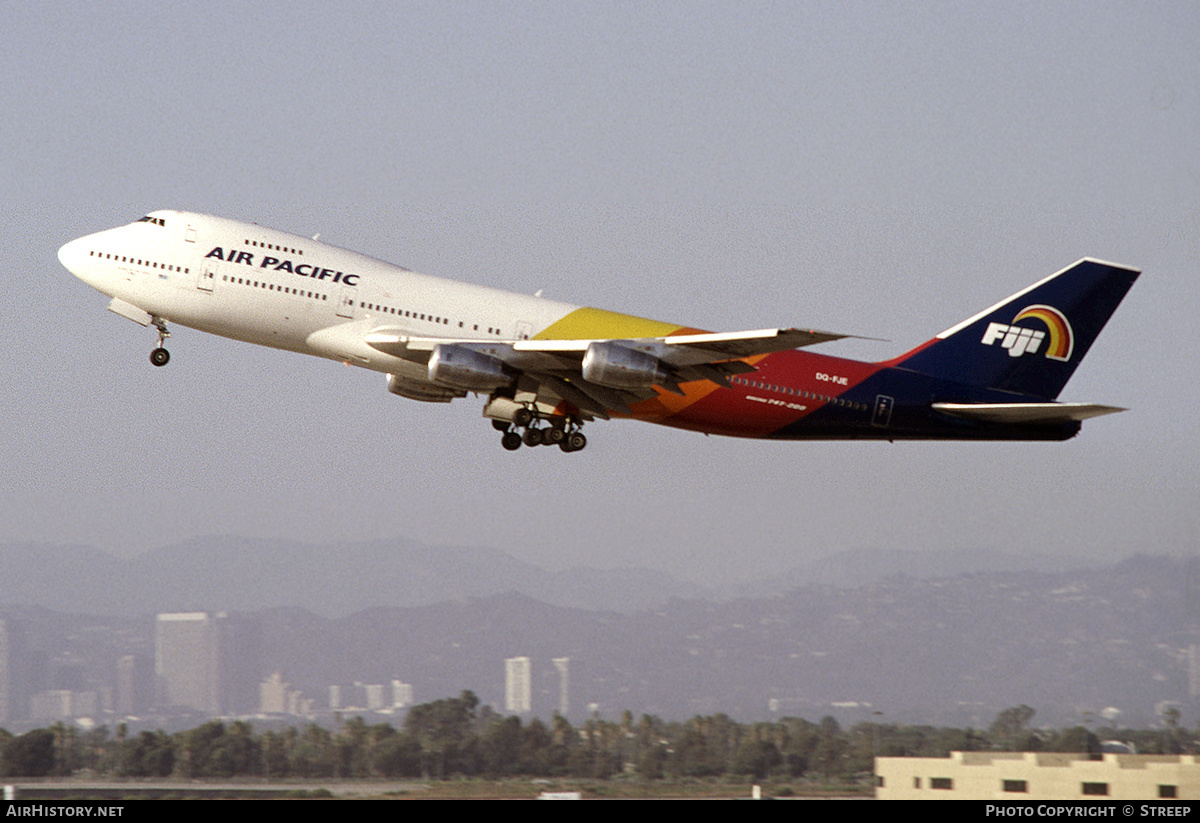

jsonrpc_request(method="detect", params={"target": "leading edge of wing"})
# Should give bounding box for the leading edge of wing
[656,327,868,363]
[515,327,859,362]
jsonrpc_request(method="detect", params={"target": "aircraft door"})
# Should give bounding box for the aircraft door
[335,286,356,319]
[872,395,894,428]
[197,264,216,292]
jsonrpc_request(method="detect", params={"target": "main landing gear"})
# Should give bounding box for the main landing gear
[149,318,171,367]
[494,408,587,453]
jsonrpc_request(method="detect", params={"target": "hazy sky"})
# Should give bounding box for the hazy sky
[2,1,1196,586]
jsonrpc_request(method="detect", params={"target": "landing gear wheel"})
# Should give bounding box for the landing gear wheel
[513,408,534,428]
[492,419,509,432]
[501,431,522,451]
[562,432,587,452]
[522,427,544,447]
[543,426,565,446]
[150,347,170,367]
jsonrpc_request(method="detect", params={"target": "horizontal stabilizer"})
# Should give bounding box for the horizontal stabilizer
[931,402,1126,424]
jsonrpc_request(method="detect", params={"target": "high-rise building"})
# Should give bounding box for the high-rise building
[0,619,14,723]
[156,612,219,713]
[0,619,30,724]
[505,656,532,714]
[260,672,289,714]
[217,611,261,715]
[115,653,151,716]
[552,658,570,716]
[361,683,385,710]
[215,613,262,714]
[155,612,262,716]
[391,680,413,709]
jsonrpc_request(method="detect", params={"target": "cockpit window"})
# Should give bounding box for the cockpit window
[137,216,166,227]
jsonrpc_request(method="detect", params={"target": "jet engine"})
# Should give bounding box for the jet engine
[427,343,512,391]
[581,341,672,390]
[387,372,464,403]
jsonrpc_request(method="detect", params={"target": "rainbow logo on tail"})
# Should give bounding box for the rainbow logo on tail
[980,304,1074,361]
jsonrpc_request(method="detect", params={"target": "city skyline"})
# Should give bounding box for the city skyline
[0,553,1195,731]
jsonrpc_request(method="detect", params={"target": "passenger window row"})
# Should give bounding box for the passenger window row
[223,274,327,301]
[244,239,303,256]
[356,300,504,336]
[731,375,867,410]
[88,249,189,274]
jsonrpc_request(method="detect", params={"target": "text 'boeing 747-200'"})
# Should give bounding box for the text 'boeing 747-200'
[59,210,1138,452]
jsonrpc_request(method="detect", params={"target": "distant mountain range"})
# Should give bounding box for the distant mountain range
[2,538,1199,727]
[0,536,1093,617]
[0,536,700,616]
[250,553,1200,728]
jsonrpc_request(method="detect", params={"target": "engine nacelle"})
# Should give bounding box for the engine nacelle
[581,341,671,390]
[427,343,512,391]
[386,372,464,403]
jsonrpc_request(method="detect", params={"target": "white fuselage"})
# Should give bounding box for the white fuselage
[59,209,586,386]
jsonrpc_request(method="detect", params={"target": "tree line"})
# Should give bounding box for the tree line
[0,694,1190,781]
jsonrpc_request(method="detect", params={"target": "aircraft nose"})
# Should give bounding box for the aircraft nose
[58,236,85,273]
[59,234,109,293]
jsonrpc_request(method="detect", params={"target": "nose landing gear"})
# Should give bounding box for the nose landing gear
[149,318,171,367]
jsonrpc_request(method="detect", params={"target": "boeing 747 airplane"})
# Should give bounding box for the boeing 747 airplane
[59,210,1138,452]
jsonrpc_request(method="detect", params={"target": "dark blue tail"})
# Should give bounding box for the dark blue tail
[896,258,1139,400]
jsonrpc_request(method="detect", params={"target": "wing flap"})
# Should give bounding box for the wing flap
[931,402,1126,424]
[659,327,858,362]
[509,326,857,363]
[535,375,623,418]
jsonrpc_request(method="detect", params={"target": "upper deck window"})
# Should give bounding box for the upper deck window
[246,238,302,255]
[137,216,166,227]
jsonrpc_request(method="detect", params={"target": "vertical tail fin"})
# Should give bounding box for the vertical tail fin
[896,258,1139,399]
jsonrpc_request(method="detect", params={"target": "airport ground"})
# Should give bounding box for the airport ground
[6,776,871,800]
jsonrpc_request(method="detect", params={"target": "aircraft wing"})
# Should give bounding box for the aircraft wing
[931,402,1126,424]
[366,326,849,360]
[363,325,855,419]
[508,327,851,360]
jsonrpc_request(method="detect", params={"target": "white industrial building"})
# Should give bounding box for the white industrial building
[877,751,1199,800]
